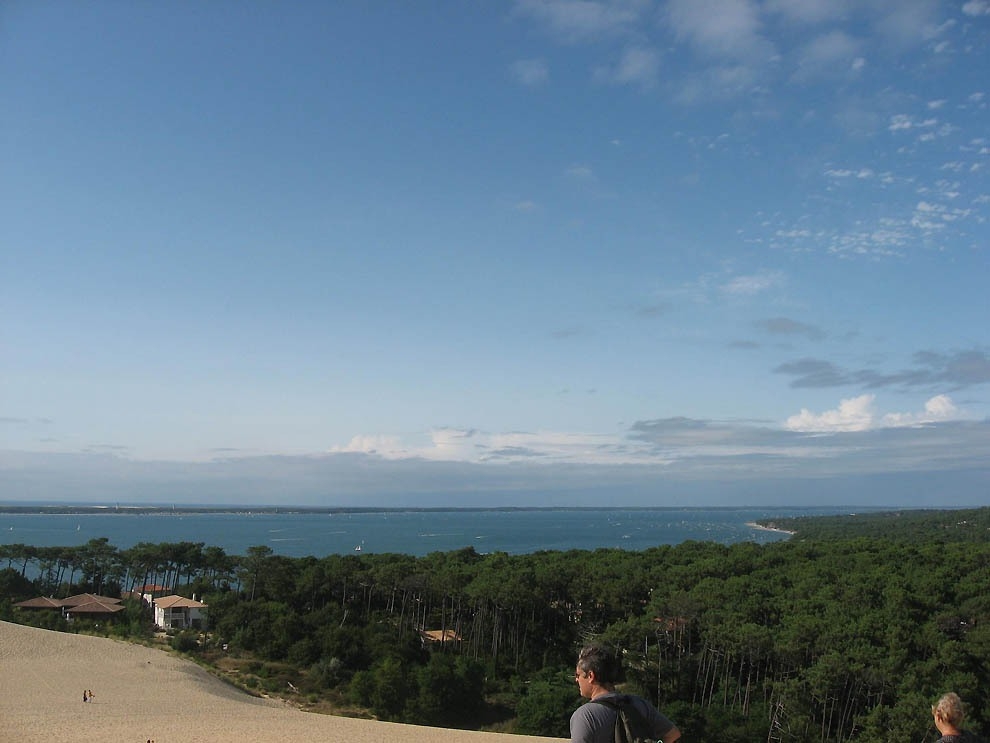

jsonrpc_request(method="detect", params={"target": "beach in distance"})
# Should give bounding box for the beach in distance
[0,620,563,743]
[0,505,857,557]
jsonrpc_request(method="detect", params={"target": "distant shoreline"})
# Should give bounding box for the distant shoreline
[747,521,797,536]
[0,504,859,517]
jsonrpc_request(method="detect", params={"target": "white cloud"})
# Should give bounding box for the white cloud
[785,395,877,432]
[332,434,406,456]
[872,0,943,48]
[424,428,481,460]
[963,1,990,16]
[793,30,861,81]
[889,114,914,131]
[331,430,479,462]
[908,200,970,232]
[593,46,661,88]
[765,0,847,25]
[785,394,962,433]
[510,58,550,86]
[666,0,771,61]
[881,394,958,427]
[825,167,874,179]
[565,163,595,179]
[334,427,654,465]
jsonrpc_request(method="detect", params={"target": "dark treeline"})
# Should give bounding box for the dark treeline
[2,509,988,742]
[763,506,990,542]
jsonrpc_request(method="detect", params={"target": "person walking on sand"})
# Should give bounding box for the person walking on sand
[570,645,681,743]
[83,690,88,703]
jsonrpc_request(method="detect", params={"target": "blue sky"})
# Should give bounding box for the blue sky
[2,1,988,507]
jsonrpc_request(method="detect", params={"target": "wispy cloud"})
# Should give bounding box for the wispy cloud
[722,270,785,296]
[757,317,826,341]
[775,358,847,386]
[764,0,847,26]
[775,349,990,390]
[665,0,771,61]
[512,0,645,42]
[824,167,876,179]
[509,59,550,88]
[593,46,661,88]
[510,58,550,86]
[564,163,595,180]
[963,1,990,17]
[635,302,671,318]
[334,427,642,465]
[889,113,939,132]
[791,30,862,82]
[550,326,586,339]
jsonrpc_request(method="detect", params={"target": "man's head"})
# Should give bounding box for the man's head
[575,645,621,697]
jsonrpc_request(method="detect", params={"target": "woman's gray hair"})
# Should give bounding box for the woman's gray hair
[934,692,965,727]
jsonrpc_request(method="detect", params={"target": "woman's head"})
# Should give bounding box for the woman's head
[933,692,965,728]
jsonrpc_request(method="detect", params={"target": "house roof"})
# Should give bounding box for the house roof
[61,593,122,607]
[65,600,126,615]
[154,595,207,609]
[419,629,461,643]
[14,596,63,609]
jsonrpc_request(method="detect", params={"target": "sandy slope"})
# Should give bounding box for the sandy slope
[0,621,563,743]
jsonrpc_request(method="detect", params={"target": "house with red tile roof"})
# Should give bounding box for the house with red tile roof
[13,596,64,610]
[153,594,208,631]
[13,593,125,621]
[60,593,122,607]
[64,598,126,620]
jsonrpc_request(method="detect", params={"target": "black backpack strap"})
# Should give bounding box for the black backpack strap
[590,694,630,710]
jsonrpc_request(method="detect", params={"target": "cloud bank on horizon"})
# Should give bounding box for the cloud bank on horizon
[1,1,988,507]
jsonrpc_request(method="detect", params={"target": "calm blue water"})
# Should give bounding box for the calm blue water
[0,507,851,558]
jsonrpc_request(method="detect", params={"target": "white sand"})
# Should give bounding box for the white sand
[0,621,563,743]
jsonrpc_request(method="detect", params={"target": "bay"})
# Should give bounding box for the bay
[0,506,855,558]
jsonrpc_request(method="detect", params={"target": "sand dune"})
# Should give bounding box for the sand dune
[0,621,563,743]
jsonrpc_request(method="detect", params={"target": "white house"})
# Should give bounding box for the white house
[153,594,208,631]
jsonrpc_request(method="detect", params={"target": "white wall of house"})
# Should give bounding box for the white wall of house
[153,597,208,631]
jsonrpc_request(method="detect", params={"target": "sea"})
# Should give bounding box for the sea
[0,506,862,558]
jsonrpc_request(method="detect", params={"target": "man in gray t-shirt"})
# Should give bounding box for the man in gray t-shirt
[570,645,681,743]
